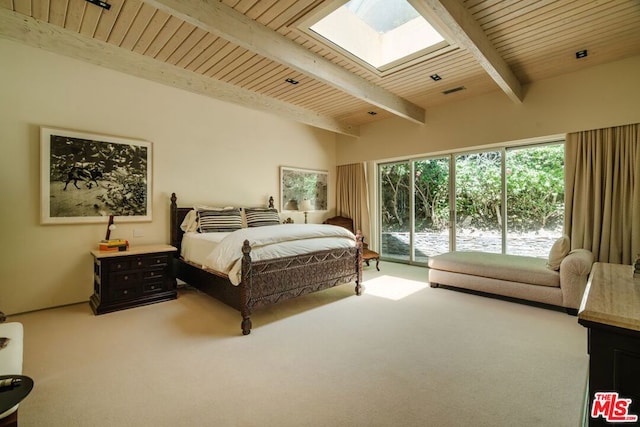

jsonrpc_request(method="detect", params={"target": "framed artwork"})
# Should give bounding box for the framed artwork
[40,127,152,224]
[280,166,328,212]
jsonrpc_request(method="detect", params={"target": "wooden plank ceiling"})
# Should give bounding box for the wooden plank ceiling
[1,0,639,136]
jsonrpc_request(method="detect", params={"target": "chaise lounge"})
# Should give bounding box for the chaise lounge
[427,237,594,314]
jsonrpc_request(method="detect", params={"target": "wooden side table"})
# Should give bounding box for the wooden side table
[90,244,177,314]
[0,375,33,427]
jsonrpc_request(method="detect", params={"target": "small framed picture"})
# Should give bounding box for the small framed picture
[40,127,152,224]
[280,166,328,212]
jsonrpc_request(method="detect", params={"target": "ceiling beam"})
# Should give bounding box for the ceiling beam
[411,0,524,103]
[0,9,359,137]
[143,0,426,124]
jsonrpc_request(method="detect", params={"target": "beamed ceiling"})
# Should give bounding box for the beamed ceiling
[1,0,639,137]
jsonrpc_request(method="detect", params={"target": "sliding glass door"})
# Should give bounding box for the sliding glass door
[414,158,450,262]
[379,158,450,264]
[505,143,564,256]
[379,162,411,262]
[454,151,502,253]
[377,140,564,264]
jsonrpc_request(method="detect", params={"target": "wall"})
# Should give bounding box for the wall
[336,55,640,252]
[337,54,640,164]
[0,39,337,314]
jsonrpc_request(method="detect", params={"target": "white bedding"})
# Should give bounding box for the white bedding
[182,224,356,285]
[181,231,232,266]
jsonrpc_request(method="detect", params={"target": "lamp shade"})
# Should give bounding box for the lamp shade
[299,199,313,212]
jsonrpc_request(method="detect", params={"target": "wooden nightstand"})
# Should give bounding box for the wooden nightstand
[89,244,177,315]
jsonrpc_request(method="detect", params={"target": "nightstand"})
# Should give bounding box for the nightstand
[89,244,177,315]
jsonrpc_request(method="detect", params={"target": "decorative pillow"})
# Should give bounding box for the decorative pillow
[180,210,198,232]
[244,208,280,227]
[547,235,570,271]
[197,208,242,233]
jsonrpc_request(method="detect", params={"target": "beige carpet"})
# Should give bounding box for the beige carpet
[10,263,588,426]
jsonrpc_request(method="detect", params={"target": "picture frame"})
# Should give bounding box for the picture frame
[40,127,152,224]
[280,166,328,212]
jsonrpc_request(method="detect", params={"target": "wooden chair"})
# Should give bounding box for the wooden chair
[323,216,380,271]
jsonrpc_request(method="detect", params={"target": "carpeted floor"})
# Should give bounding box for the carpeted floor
[10,263,588,426]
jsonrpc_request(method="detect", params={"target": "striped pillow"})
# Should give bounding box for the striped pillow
[244,208,280,227]
[197,208,242,233]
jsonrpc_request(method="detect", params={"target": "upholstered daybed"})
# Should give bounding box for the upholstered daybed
[427,238,594,314]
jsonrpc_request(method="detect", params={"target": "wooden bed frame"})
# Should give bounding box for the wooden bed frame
[169,193,363,335]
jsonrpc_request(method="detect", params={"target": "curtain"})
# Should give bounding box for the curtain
[336,163,370,238]
[564,123,640,264]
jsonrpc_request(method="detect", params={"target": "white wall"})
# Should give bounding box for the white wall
[0,39,337,314]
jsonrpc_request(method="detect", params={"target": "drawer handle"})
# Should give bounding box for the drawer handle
[124,275,128,281]
[150,285,155,290]
[156,259,161,263]
[150,272,155,276]
[138,261,143,266]
[123,290,128,295]
[117,264,121,269]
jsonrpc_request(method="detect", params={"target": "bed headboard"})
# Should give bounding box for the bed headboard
[169,193,276,256]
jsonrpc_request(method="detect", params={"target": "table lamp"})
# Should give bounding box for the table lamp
[299,199,313,224]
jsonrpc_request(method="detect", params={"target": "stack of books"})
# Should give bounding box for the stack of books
[99,239,129,252]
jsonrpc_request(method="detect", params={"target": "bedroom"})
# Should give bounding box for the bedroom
[1,0,639,425]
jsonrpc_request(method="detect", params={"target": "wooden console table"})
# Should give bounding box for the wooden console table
[578,262,640,426]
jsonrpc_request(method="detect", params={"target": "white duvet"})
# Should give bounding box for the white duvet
[194,224,356,285]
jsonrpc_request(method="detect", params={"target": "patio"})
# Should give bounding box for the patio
[382,229,562,263]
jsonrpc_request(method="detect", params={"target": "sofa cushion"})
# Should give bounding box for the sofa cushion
[428,251,560,288]
[547,235,570,271]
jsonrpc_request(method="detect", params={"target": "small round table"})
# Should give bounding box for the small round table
[0,375,33,415]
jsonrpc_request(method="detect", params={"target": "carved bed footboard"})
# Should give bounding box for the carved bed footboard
[239,241,362,334]
[170,193,363,335]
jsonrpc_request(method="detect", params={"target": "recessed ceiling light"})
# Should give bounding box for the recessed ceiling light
[576,49,588,59]
[430,74,442,81]
[285,78,299,85]
[367,111,377,116]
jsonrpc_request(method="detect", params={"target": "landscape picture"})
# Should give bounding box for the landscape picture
[280,166,328,211]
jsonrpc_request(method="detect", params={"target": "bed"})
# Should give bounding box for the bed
[169,193,363,335]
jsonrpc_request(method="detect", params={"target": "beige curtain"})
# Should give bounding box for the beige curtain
[336,163,370,237]
[564,123,640,264]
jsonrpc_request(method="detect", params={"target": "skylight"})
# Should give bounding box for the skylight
[309,0,447,71]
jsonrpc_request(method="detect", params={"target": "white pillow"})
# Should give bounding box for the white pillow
[547,235,570,271]
[180,210,198,232]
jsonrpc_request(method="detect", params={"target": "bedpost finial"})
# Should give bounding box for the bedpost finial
[242,240,252,256]
[268,196,274,209]
[171,192,177,207]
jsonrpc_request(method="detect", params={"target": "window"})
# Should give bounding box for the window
[307,0,449,73]
[378,141,565,264]
[505,143,564,256]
